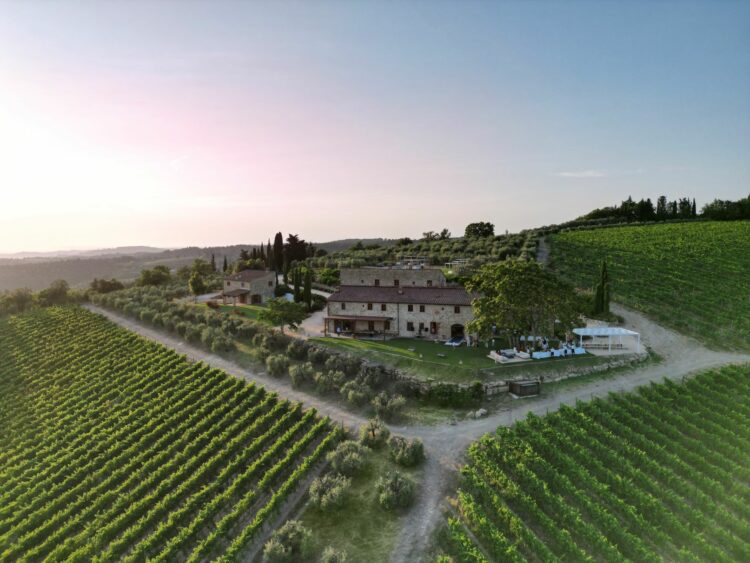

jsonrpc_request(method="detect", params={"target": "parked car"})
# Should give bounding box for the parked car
[445,336,466,347]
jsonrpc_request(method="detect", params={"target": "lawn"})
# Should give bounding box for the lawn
[310,336,610,383]
[300,445,423,563]
[217,303,268,322]
[551,221,750,350]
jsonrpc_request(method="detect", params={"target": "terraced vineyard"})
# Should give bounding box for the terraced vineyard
[0,306,340,561]
[550,221,750,350]
[440,364,750,562]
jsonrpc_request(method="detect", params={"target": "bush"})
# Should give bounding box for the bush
[286,339,309,360]
[326,440,367,476]
[358,363,393,389]
[263,520,313,562]
[359,417,390,449]
[388,435,425,467]
[320,546,348,563]
[309,473,351,511]
[376,471,415,510]
[307,346,331,366]
[289,362,315,387]
[371,392,406,421]
[266,354,290,377]
[252,346,271,363]
[340,380,373,406]
[274,283,292,297]
[314,370,345,394]
[325,354,361,378]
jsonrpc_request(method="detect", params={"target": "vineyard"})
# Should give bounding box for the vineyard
[0,306,340,561]
[550,220,750,350]
[440,364,750,562]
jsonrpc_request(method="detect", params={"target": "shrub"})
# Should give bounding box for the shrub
[307,346,331,366]
[326,440,367,476]
[266,354,290,377]
[358,363,393,389]
[388,435,425,467]
[325,354,361,378]
[252,346,271,363]
[371,392,406,421]
[286,339,309,360]
[206,300,220,309]
[289,362,315,387]
[376,471,415,510]
[309,473,351,511]
[321,546,348,563]
[340,380,373,406]
[314,370,345,394]
[263,520,313,562]
[274,283,292,297]
[359,417,390,449]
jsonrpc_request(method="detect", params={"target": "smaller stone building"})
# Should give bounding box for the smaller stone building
[222,270,275,305]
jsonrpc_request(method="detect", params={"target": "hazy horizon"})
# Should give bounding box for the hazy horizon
[1,0,748,253]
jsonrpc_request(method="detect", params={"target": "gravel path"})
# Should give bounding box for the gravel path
[85,303,750,563]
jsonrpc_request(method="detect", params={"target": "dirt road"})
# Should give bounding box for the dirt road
[85,303,750,563]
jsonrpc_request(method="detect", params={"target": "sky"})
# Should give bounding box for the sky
[0,0,748,253]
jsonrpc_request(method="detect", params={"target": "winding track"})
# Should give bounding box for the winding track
[85,304,750,562]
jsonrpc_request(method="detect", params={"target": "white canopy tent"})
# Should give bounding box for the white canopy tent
[572,327,641,353]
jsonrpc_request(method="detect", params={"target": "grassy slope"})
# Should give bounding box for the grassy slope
[550,221,750,350]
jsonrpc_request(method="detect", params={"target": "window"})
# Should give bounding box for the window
[368,321,375,332]
[430,322,437,334]
[394,279,400,287]
[419,305,425,313]
[381,304,386,311]
[407,304,413,312]
[241,282,245,287]
[427,280,433,287]
[374,279,380,287]
[367,303,373,310]
[268,281,273,287]
[419,322,425,332]
[226,281,230,286]
[407,321,415,332]
[341,302,346,310]
[454,306,461,314]
[385,320,391,331]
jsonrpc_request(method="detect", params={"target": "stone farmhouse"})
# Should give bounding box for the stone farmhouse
[222,270,275,305]
[326,267,475,340]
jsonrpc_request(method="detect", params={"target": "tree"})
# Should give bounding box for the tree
[656,195,668,219]
[90,278,124,293]
[190,258,214,276]
[257,298,307,334]
[273,232,284,272]
[309,473,351,511]
[464,222,495,238]
[376,471,416,510]
[38,279,69,306]
[293,268,302,302]
[359,417,390,448]
[326,440,367,476]
[188,271,207,302]
[691,198,697,217]
[8,287,34,313]
[466,260,582,349]
[303,268,312,309]
[439,228,451,240]
[210,254,216,272]
[388,435,425,467]
[137,266,171,287]
[222,256,228,272]
[422,231,437,241]
[263,521,313,563]
[239,248,250,261]
[592,260,611,315]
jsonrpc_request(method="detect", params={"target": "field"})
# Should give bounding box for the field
[550,221,750,350]
[440,364,750,562]
[218,303,267,321]
[0,306,339,561]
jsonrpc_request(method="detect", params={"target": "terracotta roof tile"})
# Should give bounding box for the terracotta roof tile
[328,285,475,306]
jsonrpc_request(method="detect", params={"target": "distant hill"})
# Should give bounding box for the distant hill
[0,246,167,260]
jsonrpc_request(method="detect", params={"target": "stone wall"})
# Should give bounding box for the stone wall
[340,267,446,287]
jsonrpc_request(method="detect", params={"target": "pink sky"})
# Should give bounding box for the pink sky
[1,2,747,253]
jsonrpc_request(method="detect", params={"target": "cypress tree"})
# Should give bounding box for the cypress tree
[593,260,610,315]
[222,256,228,272]
[293,268,302,302]
[273,232,284,272]
[304,268,312,309]
[210,253,216,272]
[692,198,697,217]
[260,242,265,260]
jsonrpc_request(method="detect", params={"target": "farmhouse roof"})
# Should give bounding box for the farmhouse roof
[225,269,274,282]
[223,288,250,297]
[328,285,476,306]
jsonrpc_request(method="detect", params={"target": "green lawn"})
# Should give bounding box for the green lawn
[300,445,422,563]
[310,336,609,383]
[217,303,268,321]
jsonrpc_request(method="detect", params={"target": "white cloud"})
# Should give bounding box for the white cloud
[555,169,606,178]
